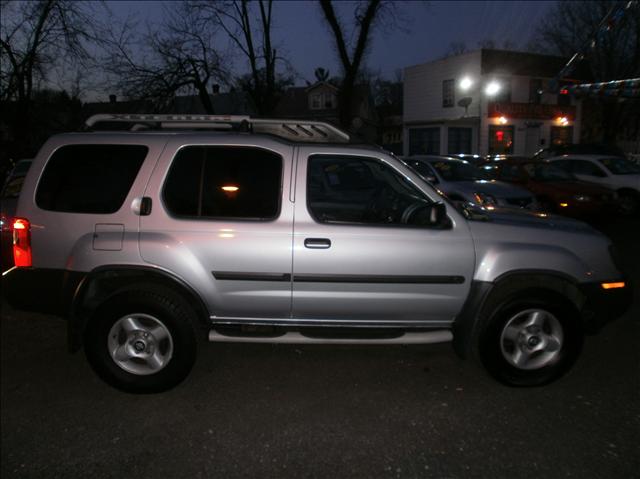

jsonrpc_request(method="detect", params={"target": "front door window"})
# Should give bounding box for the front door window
[489,125,514,155]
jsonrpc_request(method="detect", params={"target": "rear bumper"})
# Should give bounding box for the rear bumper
[578,280,633,333]
[1,267,86,318]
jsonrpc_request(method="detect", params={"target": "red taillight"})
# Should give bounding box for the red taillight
[12,218,32,267]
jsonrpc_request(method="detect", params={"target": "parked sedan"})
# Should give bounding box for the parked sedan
[403,155,538,210]
[548,155,640,215]
[485,160,618,218]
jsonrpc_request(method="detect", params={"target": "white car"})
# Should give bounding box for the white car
[548,155,640,215]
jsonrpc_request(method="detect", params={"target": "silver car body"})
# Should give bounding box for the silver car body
[14,132,619,331]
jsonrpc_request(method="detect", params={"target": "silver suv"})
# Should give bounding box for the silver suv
[2,115,631,393]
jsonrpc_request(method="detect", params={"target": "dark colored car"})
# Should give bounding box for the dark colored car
[485,160,618,218]
[1,160,32,271]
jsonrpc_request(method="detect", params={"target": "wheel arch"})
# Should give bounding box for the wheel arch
[69,265,210,352]
[452,270,585,359]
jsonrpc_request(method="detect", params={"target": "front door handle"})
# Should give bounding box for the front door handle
[304,238,331,249]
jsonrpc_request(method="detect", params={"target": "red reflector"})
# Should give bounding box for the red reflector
[12,218,32,267]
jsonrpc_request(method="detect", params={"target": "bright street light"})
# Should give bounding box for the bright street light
[459,76,473,91]
[485,81,501,96]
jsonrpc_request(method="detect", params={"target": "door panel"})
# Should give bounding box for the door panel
[140,138,295,319]
[292,149,475,325]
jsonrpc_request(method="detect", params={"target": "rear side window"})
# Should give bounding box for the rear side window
[36,145,147,214]
[163,146,282,220]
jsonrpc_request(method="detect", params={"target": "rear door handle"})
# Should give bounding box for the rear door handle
[304,238,331,249]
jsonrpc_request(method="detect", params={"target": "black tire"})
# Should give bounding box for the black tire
[478,292,583,387]
[84,287,198,393]
[617,191,639,217]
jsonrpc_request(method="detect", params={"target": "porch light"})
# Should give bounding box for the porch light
[221,185,239,192]
[498,116,508,125]
[557,116,569,126]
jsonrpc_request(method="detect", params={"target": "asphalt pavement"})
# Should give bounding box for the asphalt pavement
[1,218,639,479]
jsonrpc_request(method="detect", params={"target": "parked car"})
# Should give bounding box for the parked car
[533,144,625,161]
[2,114,631,392]
[548,155,640,215]
[484,160,618,218]
[1,159,32,272]
[403,155,539,210]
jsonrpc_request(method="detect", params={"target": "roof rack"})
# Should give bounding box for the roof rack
[85,114,351,143]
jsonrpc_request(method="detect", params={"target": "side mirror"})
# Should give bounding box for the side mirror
[424,174,438,184]
[428,201,448,226]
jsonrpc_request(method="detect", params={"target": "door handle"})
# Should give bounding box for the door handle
[304,238,331,249]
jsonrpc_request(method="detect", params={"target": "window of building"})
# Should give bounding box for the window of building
[409,127,440,155]
[310,92,336,110]
[488,125,514,155]
[529,79,543,104]
[163,146,282,220]
[307,155,431,227]
[36,144,148,214]
[447,127,472,154]
[442,79,455,107]
[550,126,574,146]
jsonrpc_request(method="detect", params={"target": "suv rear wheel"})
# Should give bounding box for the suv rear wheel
[84,287,198,393]
[478,293,583,387]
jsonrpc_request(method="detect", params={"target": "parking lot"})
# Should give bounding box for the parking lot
[1,218,639,479]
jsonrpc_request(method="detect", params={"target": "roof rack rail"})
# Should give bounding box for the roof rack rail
[85,114,351,143]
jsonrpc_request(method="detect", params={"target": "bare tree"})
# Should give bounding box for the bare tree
[103,4,226,113]
[188,0,293,116]
[531,0,640,143]
[318,0,387,129]
[0,0,101,104]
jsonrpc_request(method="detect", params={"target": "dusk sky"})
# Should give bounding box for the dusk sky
[108,0,556,86]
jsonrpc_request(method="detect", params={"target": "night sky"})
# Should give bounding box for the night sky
[108,0,556,84]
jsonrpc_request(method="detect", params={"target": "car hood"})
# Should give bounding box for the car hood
[451,180,532,198]
[463,205,596,233]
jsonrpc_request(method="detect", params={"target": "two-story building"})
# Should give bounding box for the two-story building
[403,49,587,157]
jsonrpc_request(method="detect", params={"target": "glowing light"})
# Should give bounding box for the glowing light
[557,116,569,126]
[559,202,569,207]
[498,116,508,125]
[221,186,239,192]
[485,81,501,96]
[459,77,473,91]
[601,282,625,290]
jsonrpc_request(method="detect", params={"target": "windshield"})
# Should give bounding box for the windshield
[524,163,574,181]
[429,160,487,181]
[598,157,640,175]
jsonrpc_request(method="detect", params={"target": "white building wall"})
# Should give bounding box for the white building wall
[404,50,482,123]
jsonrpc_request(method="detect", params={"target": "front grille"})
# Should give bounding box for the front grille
[505,196,533,208]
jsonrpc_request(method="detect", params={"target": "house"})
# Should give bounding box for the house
[274,82,378,143]
[403,49,589,157]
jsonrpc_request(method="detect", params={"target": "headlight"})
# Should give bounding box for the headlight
[474,192,497,206]
[573,195,591,202]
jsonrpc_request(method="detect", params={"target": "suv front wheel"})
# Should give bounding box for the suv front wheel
[478,293,584,387]
[84,287,198,393]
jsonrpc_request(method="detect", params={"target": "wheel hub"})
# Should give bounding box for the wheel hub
[500,308,564,370]
[107,313,174,376]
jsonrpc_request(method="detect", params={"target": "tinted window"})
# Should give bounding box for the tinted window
[163,146,282,220]
[571,160,606,177]
[307,155,431,226]
[599,157,640,175]
[36,145,147,214]
[430,160,486,181]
